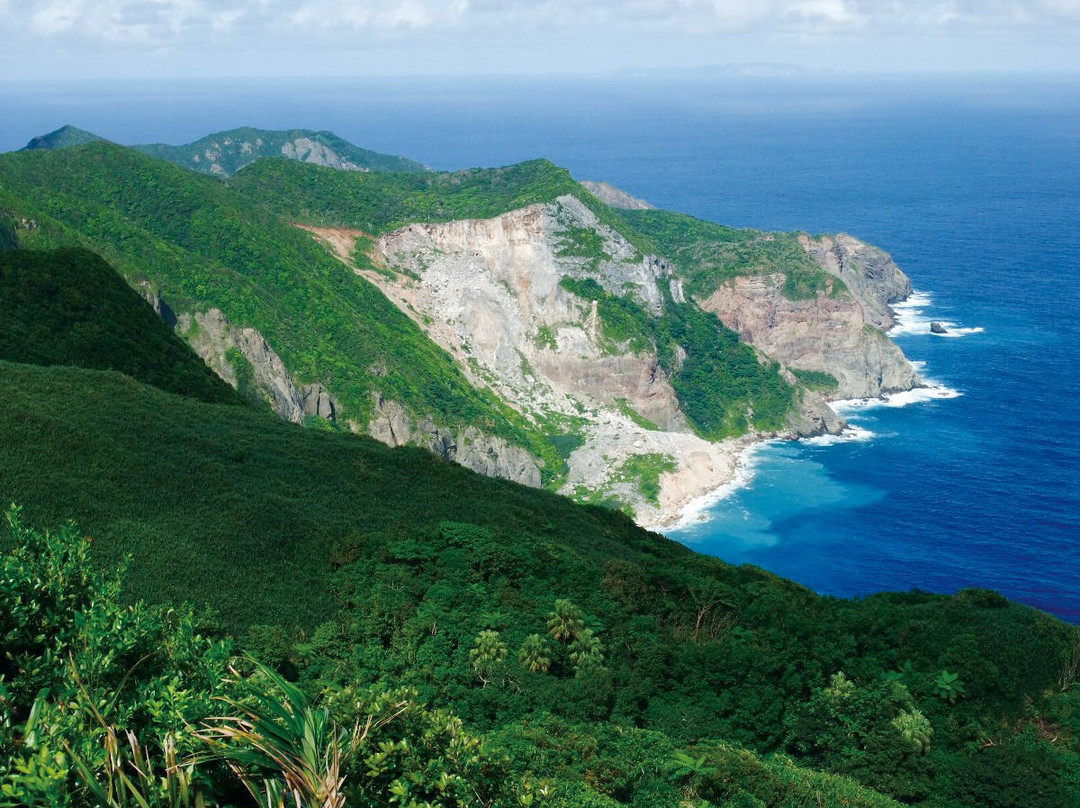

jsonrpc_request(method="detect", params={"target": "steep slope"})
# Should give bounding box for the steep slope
[133,126,426,176]
[0,360,1076,808]
[622,210,921,399]
[0,247,243,405]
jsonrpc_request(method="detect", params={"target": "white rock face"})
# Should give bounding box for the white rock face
[280,138,366,172]
[373,195,686,431]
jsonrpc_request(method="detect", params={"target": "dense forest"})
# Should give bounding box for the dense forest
[1,245,1079,806]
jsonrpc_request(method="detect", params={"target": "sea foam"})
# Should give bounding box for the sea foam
[832,382,962,414]
[803,424,876,446]
[890,291,984,338]
[665,440,774,530]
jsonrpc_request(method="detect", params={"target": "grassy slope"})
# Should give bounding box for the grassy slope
[621,208,842,300]
[0,144,546,457]
[1,359,1077,806]
[134,126,426,176]
[0,247,242,405]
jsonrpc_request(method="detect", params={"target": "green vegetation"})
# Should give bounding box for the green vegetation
[534,324,559,351]
[614,397,661,431]
[3,353,1080,805]
[790,368,841,393]
[133,126,426,177]
[555,224,611,270]
[620,209,842,301]
[613,453,677,505]
[560,276,795,438]
[0,248,242,406]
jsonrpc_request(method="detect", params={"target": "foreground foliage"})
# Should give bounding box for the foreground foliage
[1,508,910,807]
[2,361,1079,806]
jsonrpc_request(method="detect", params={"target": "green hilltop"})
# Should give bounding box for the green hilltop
[133,126,427,176]
[21,124,105,151]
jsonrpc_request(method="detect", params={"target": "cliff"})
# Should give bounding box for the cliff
[296,194,839,524]
[0,142,921,524]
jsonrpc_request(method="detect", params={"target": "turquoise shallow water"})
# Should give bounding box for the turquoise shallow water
[4,74,1079,619]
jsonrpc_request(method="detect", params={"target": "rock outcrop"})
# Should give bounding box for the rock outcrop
[368,394,542,487]
[139,285,338,425]
[698,272,920,399]
[579,181,655,210]
[801,233,913,330]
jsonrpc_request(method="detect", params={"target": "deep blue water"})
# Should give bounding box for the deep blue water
[3,75,1079,619]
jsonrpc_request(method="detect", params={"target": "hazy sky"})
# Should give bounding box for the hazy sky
[2,0,1079,80]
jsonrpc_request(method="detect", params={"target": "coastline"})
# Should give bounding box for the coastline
[646,435,774,532]
[649,289,978,533]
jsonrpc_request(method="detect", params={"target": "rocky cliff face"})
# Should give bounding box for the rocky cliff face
[802,233,914,330]
[368,394,543,487]
[697,271,920,399]
[139,286,337,424]
[372,195,686,431]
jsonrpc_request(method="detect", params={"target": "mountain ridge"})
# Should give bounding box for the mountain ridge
[0,135,922,520]
[17,123,426,176]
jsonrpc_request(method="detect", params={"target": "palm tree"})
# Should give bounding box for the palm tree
[891,708,933,754]
[546,599,584,643]
[469,630,508,685]
[568,628,604,676]
[517,634,553,673]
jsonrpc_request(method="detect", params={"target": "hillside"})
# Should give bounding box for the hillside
[0,138,922,520]
[0,247,243,405]
[1,357,1078,807]
[133,126,427,176]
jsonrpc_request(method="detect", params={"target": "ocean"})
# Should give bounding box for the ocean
[3,74,1078,620]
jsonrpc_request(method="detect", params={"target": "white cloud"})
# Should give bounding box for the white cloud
[30,0,84,36]
[2,0,1078,76]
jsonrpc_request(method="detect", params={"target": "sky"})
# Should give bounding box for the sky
[2,0,1080,81]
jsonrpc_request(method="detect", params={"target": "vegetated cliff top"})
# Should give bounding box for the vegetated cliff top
[18,123,426,176]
